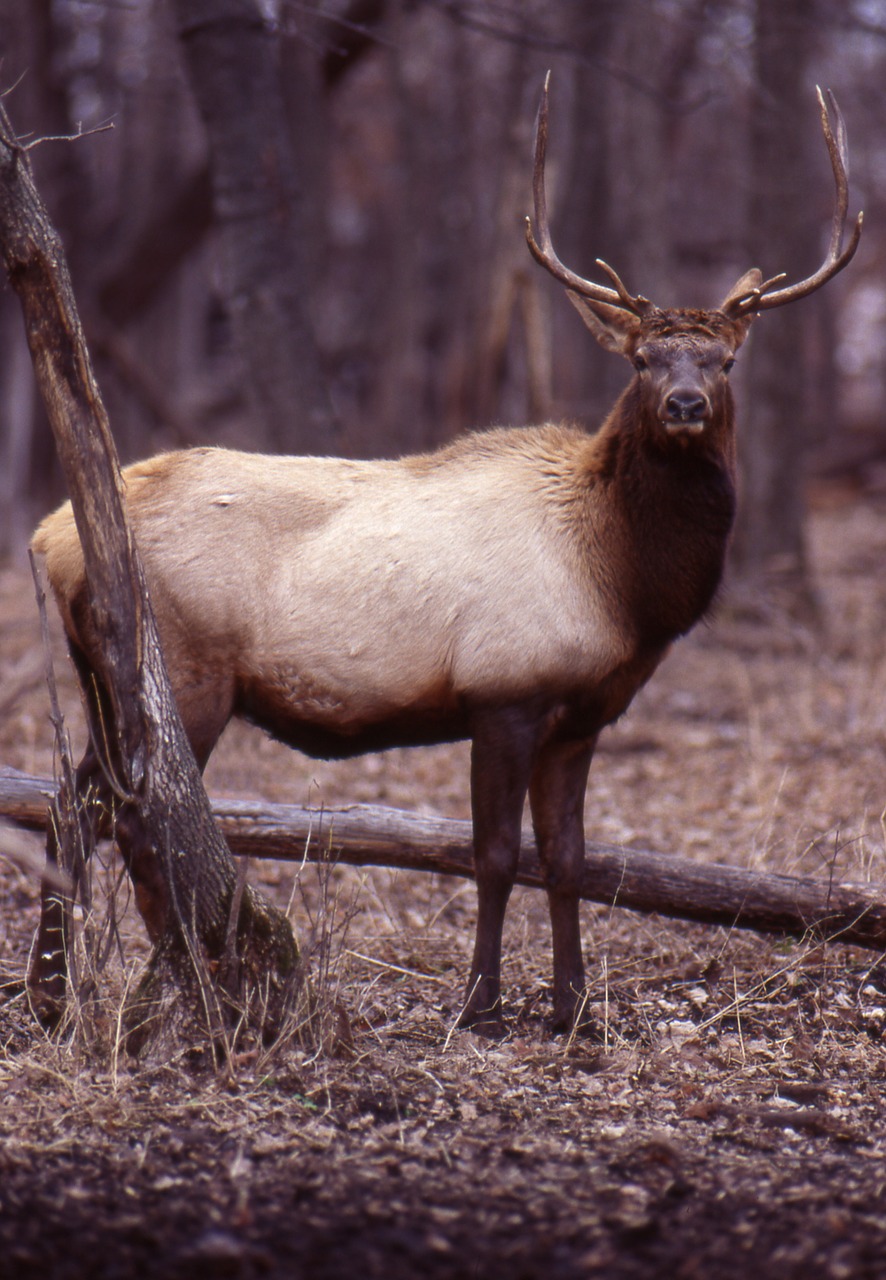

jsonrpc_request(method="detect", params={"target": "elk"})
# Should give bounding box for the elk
[29,81,860,1036]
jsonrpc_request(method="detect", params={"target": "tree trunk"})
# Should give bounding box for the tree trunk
[0,103,298,1049]
[0,304,36,555]
[174,0,338,453]
[732,0,819,598]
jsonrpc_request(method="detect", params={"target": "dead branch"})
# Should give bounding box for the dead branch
[15,122,115,151]
[3,765,885,954]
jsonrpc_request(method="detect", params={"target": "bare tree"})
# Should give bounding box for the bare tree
[732,0,821,592]
[0,103,299,1047]
[174,0,339,453]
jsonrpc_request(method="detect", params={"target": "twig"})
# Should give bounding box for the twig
[345,949,449,983]
[1,71,29,102]
[16,121,115,152]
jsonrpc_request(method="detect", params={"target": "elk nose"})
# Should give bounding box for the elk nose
[665,390,709,423]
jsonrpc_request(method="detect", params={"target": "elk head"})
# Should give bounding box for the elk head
[525,75,863,439]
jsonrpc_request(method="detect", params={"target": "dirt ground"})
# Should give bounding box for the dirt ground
[4,482,886,1279]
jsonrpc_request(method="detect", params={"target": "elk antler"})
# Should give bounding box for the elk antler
[524,73,655,318]
[722,87,864,318]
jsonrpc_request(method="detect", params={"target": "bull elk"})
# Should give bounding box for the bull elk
[29,80,861,1036]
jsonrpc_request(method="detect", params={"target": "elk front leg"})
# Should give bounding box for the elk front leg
[529,735,596,1032]
[458,710,538,1037]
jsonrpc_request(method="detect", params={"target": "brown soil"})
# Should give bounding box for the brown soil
[3,485,886,1279]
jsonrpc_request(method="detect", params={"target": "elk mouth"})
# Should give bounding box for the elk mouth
[663,417,707,436]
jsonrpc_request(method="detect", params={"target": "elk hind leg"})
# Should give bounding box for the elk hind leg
[528,736,596,1033]
[459,710,538,1037]
[29,641,124,1023]
[28,742,115,1023]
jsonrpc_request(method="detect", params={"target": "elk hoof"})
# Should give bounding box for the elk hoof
[26,981,66,1030]
[466,1016,508,1041]
[550,990,597,1038]
[456,1004,507,1040]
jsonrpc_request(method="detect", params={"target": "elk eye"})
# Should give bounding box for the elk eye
[633,355,648,372]
[723,357,736,374]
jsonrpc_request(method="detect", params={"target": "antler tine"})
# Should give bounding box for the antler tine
[595,258,653,313]
[524,73,654,317]
[726,272,787,314]
[727,87,863,317]
[822,88,850,250]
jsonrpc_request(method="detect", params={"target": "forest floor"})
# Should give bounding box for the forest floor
[3,481,886,1278]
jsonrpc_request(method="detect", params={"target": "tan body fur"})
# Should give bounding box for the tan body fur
[36,426,637,758]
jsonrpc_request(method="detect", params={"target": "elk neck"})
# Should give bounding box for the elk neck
[587,378,737,647]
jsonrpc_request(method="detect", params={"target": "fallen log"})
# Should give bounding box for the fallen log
[3,763,886,953]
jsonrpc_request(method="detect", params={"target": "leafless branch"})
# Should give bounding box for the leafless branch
[16,121,115,152]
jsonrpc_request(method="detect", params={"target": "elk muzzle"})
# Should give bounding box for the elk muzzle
[661,387,710,436]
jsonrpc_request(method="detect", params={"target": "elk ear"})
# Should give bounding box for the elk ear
[720,267,763,310]
[566,290,642,356]
[717,269,765,349]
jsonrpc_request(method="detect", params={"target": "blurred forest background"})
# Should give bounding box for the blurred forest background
[1,0,885,586]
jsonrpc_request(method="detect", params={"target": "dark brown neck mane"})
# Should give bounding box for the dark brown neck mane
[597,381,737,647]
